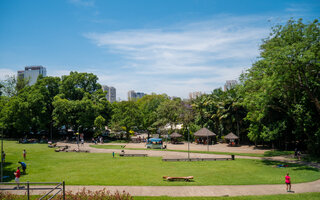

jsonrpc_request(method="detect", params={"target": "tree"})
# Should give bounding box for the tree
[52,72,111,135]
[94,115,106,137]
[137,94,168,135]
[242,19,320,154]
[110,101,140,140]
[156,98,183,134]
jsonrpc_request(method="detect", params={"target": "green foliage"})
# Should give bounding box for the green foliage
[155,98,183,132]
[111,101,140,139]
[241,19,320,154]
[137,94,168,134]
[191,87,247,141]
[0,72,111,138]
[94,115,106,137]
[52,72,110,134]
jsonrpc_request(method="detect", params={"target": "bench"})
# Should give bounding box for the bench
[163,176,194,182]
[119,153,147,157]
[162,155,235,162]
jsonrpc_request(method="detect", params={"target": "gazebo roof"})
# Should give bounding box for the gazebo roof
[194,128,216,137]
[170,132,182,138]
[224,132,239,140]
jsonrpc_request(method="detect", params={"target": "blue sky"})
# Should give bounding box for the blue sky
[0,0,319,100]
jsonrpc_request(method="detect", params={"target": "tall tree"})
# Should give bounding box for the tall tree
[137,94,168,134]
[242,19,320,154]
[110,101,140,139]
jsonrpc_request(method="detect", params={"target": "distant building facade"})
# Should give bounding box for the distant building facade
[189,91,203,99]
[102,85,116,103]
[224,80,238,91]
[128,90,146,100]
[17,66,47,85]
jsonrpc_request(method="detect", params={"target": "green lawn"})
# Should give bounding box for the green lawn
[2,141,319,186]
[134,193,320,200]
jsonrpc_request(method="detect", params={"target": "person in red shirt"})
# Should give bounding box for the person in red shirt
[14,167,21,189]
[285,173,291,192]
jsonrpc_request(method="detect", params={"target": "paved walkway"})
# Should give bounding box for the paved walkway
[1,179,320,196]
[1,142,319,197]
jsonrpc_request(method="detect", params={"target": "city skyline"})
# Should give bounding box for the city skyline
[1,0,319,100]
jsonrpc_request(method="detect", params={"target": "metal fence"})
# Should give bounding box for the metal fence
[0,181,65,200]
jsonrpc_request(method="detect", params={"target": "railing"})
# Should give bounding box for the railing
[0,181,65,200]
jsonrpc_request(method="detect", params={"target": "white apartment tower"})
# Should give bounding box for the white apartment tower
[189,91,203,100]
[224,80,238,91]
[17,66,47,85]
[102,85,116,103]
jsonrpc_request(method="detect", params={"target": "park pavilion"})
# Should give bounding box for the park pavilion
[224,132,239,146]
[194,128,216,145]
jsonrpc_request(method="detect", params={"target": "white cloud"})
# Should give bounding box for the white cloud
[84,15,271,100]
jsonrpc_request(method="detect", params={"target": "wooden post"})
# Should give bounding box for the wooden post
[27,181,30,200]
[63,181,65,200]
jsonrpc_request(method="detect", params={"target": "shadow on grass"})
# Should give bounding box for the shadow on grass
[1,162,15,182]
[264,150,294,157]
[261,159,319,172]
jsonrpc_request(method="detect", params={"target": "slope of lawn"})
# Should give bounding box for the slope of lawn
[134,193,320,200]
[2,140,319,186]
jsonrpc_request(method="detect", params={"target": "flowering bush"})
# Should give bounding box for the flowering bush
[0,188,133,200]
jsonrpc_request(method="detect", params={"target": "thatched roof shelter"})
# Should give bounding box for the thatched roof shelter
[194,128,216,137]
[224,132,239,140]
[170,132,182,138]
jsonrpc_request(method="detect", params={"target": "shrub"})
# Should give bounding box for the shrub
[0,188,133,200]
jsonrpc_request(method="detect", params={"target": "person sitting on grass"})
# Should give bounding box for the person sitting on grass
[18,161,27,174]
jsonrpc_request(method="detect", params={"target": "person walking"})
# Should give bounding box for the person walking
[285,173,291,192]
[23,149,26,160]
[14,167,21,189]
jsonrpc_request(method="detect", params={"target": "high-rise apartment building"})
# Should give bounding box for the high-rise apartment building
[17,66,47,85]
[102,85,116,103]
[128,90,146,100]
[224,80,238,91]
[189,91,203,100]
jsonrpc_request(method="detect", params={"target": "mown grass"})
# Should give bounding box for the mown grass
[263,151,294,157]
[2,140,319,186]
[134,192,320,200]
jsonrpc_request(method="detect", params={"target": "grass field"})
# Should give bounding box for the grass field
[134,192,320,200]
[2,141,319,186]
